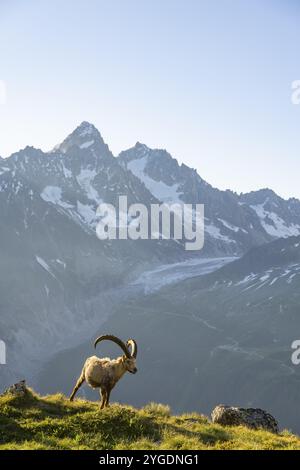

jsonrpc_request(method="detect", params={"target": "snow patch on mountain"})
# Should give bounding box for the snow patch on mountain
[40,186,73,209]
[78,122,96,137]
[229,264,300,291]
[131,257,236,293]
[250,203,300,238]
[0,166,10,175]
[127,157,183,203]
[235,273,256,286]
[205,223,234,243]
[77,201,97,226]
[218,218,248,234]
[79,140,94,149]
[35,256,57,280]
[55,259,66,269]
[61,162,72,178]
[76,168,101,203]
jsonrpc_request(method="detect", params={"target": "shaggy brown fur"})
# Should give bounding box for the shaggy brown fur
[70,336,137,408]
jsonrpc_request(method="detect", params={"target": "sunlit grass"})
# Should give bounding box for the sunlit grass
[0,388,299,450]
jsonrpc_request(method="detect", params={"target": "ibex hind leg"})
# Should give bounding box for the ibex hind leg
[70,371,85,401]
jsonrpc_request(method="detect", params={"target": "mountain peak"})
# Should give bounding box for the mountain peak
[254,188,277,198]
[134,141,149,150]
[68,121,102,142]
[54,121,107,155]
[75,121,99,137]
[240,188,282,206]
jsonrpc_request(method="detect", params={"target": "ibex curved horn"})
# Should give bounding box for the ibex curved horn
[127,339,137,358]
[94,335,131,358]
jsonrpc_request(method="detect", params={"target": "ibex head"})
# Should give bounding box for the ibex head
[94,335,138,374]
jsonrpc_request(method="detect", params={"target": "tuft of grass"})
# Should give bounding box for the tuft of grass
[0,389,299,450]
[143,402,171,418]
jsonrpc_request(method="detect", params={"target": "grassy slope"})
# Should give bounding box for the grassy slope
[0,389,299,450]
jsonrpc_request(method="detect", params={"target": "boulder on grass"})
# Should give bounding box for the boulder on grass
[211,405,279,434]
[4,380,27,398]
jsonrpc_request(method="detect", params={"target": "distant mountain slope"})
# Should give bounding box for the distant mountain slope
[118,143,300,255]
[240,189,300,238]
[1,121,299,260]
[37,235,300,434]
[201,234,300,282]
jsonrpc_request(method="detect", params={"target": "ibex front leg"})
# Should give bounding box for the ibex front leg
[99,388,107,409]
[105,388,112,407]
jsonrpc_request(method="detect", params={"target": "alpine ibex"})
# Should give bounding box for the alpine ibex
[69,335,138,408]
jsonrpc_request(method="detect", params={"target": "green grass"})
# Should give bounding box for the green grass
[0,388,299,450]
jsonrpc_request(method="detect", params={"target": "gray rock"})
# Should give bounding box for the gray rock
[211,405,279,434]
[4,380,27,397]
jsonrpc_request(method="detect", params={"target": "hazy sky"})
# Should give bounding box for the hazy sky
[0,0,300,199]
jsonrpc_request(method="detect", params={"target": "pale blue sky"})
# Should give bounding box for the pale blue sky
[0,0,299,198]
